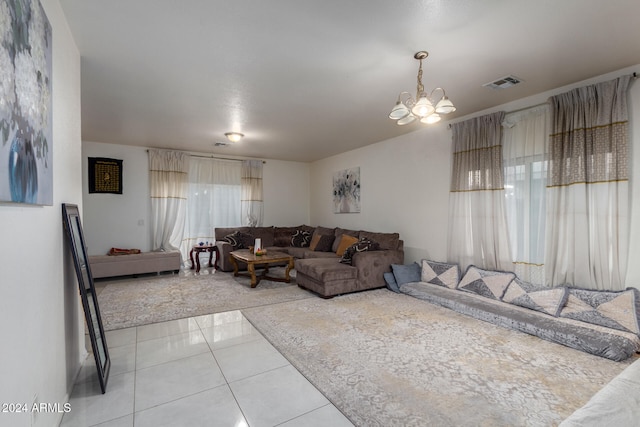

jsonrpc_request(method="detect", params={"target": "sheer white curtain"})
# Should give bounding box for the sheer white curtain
[180,157,242,260]
[503,106,549,284]
[448,111,512,271]
[241,160,264,226]
[148,149,189,253]
[545,75,631,290]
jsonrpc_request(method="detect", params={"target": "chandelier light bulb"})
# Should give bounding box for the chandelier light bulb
[411,95,435,118]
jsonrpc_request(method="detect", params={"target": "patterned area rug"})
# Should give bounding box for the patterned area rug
[97,269,312,330]
[242,289,633,427]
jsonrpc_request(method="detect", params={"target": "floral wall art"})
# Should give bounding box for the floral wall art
[333,167,360,213]
[0,0,53,205]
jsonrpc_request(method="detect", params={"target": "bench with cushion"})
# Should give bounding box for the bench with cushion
[89,251,181,279]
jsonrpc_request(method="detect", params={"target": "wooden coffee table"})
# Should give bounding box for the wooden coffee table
[229,249,294,288]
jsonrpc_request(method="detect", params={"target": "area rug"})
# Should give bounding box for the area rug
[97,269,312,330]
[242,288,633,427]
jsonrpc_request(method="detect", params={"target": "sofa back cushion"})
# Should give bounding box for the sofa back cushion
[332,228,359,252]
[222,230,254,249]
[359,231,400,251]
[502,278,568,317]
[457,265,515,300]
[273,225,314,247]
[250,226,275,247]
[273,227,297,247]
[215,227,249,241]
[335,234,359,256]
[309,233,335,252]
[421,260,460,289]
[560,287,640,335]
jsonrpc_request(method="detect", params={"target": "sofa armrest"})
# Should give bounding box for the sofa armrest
[215,241,237,272]
[352,249,404,287]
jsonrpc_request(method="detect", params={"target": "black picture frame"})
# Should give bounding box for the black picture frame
[88,157,123,194]
[62,203,110,393]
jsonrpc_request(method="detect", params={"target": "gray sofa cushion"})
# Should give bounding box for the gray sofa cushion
[458,265,515,300]
[502,278,568,317]
[560,288,640,335]
[400,281,640,361]
[421,259,460,289]
[384,272,399,293]
[391,262,422,287]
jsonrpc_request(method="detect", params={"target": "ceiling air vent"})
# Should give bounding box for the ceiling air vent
[214,142,230,147]
[483,75,523,90]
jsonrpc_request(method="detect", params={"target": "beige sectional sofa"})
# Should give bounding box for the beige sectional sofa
[214,225,404,298]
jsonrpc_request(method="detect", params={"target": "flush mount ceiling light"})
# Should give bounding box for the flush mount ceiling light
[389,51,456,125]
[224,132,244,143]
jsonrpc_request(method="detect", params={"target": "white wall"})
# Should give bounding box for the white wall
[0,1,83,426]
[82,142,311,256]
[310,65,640,290]
[310,125,452,263]
[82,141,151,256]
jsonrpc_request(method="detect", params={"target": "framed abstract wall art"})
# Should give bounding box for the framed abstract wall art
[0,0,53,205]
[333,167,360,213]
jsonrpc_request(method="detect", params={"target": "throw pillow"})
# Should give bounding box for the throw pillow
[384,272,399,293]
[560,288,640,335]
[391,262,422,287]
[457,265,515,300]
[291,230,312,248]
[421,260,460,289]
[335,234,359,256]
[339,237,380,265]
[502,278,568,317]
[309,233,335,252]
[223,231,254,249]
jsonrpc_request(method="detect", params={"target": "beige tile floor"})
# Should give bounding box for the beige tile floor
[60,310,354,427]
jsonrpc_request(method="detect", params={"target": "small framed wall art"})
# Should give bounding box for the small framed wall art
[88,157,123,194]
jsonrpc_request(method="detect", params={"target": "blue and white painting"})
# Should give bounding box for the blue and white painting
[0,0,53,205]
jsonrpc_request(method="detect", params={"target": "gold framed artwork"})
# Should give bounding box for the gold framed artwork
[88,157,123,194]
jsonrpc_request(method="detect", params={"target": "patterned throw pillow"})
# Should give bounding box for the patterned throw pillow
[457,266,515,300]
[560,288,640,335]
[335,234,359,256]
[291,229,312,248]
[421,260,460,289]
[502,278,568,317]
[339,238,379,265]
[223,231,254,249]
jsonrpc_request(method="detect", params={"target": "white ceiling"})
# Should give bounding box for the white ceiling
[59,0,640,162]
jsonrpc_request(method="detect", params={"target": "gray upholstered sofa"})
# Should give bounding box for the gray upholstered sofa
[394,261,640,361]
[214,225,404,298]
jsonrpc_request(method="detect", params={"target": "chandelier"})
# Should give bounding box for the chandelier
[389,51,456,125]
